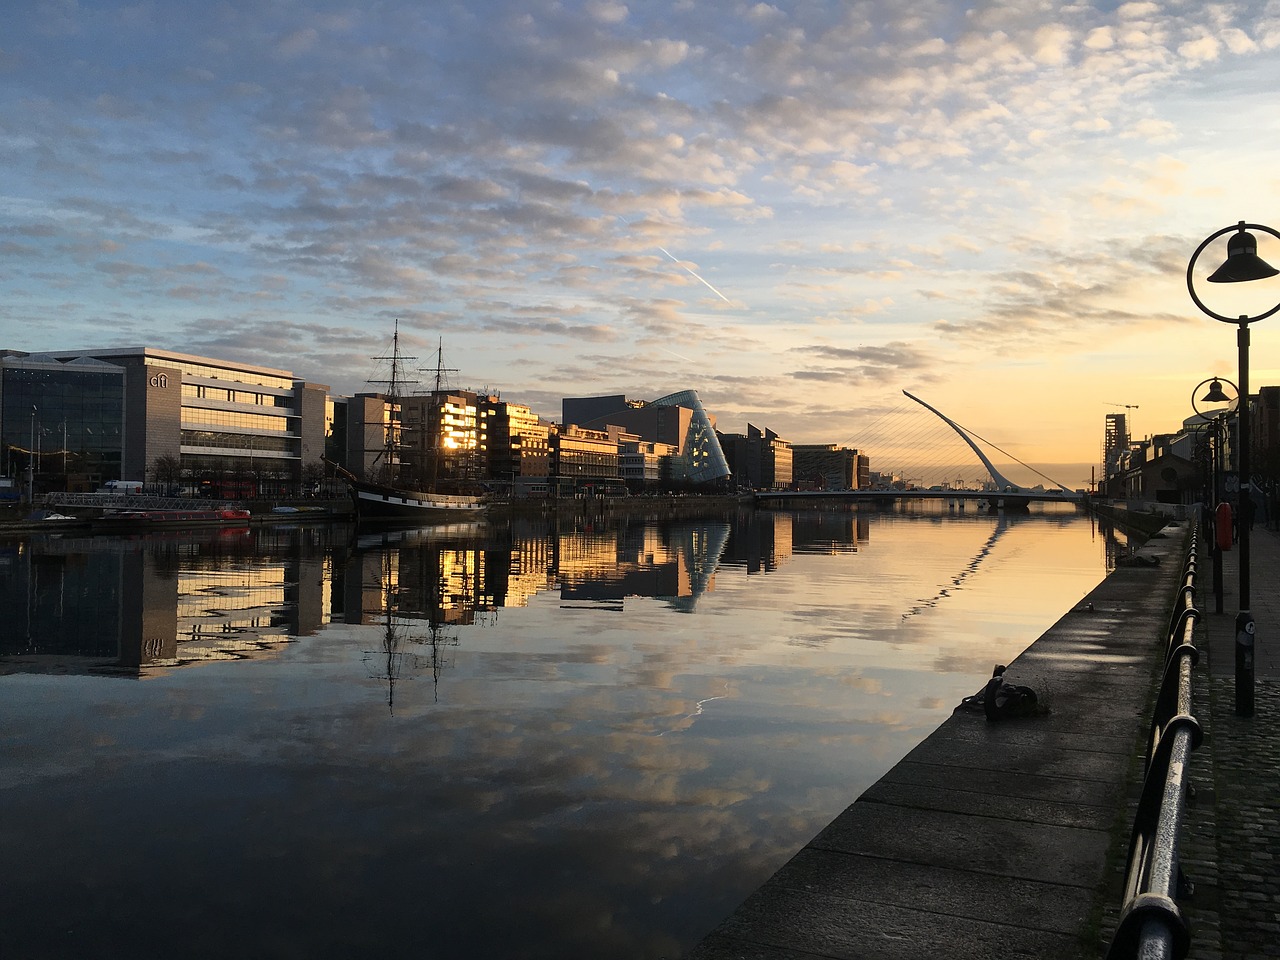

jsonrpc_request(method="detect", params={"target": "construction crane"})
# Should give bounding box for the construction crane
[1103,403,1140,449]
[1104,403,1139,435]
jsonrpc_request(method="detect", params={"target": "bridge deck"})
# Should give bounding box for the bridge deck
[751,489,1083,504]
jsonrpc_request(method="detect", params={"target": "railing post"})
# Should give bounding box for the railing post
[1107,529,1200,960]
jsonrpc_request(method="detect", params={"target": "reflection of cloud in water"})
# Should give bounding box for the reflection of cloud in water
[0,508,1125,957]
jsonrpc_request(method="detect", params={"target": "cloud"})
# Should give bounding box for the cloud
[2,0,1279,456]
[1178,35,1221,63]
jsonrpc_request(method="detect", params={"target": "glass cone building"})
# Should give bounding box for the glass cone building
[649,390,731,485]
[562,389,731,487]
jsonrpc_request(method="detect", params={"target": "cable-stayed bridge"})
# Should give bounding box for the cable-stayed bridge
[754,391,1085,509]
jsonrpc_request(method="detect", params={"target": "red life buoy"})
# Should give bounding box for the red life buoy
[1216,502,1234,551]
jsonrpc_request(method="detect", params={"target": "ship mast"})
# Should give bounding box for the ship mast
[367,320,417,483]
[425,338,459,490]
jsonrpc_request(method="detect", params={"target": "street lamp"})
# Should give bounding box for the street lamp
[27,405,36,507]
[1191,376,1237,616]
[1187,221,1280,718]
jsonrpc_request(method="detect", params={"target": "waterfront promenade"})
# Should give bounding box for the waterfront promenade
[1180,524,1280,960]
[688,518,1280,959]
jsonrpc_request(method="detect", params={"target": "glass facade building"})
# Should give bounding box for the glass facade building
[1,352,125,490]
[2,347,329,497]
[650,390,731,485]
[561,390,732,488]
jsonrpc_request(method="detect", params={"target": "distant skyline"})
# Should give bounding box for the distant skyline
[4,1,1280,473]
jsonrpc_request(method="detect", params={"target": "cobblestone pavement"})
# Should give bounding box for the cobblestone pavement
[1178,525,1280,959]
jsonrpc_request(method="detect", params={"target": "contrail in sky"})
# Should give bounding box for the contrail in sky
[660,345,696,363]
[656,245,733,303]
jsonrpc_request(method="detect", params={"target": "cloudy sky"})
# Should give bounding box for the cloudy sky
[4,0,1280,474]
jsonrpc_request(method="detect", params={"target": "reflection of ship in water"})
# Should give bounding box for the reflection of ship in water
[347,528,492,706]
[2,511,877,681]
[362,548,461,710]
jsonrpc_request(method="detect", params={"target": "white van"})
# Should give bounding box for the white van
[96,480,144,495]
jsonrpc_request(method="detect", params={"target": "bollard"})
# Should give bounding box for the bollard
[1235,610,1255,717]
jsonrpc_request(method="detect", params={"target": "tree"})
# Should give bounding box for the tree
[301,460,326,497]
[151,454,182,495]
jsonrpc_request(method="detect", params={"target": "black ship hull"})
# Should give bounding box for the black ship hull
[348,477,485,522]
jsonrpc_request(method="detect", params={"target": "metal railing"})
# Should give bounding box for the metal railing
[45,492,225,510]
[1106,529,1202,960]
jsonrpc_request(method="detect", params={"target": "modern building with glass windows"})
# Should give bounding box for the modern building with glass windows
[717,423,793,491]
[2,347,328,496]
[1,351,126,492]
[561,389,731,487]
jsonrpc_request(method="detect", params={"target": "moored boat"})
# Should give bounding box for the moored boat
[328,323,486,525]
[92,507,252,532]
[330,466,485,522]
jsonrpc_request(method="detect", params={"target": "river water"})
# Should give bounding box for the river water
[0,503,1128,959]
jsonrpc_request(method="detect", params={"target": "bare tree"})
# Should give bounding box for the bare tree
[301,460,325,497]
[151,454,182,495]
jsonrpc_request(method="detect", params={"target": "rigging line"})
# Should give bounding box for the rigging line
[862,416,938,453]
[946,420,1068,489]
[838,399,916,448]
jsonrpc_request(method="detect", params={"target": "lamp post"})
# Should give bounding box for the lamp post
[1192,376,1237,615]
[27,405,36,507]
[1187,221,1280,718]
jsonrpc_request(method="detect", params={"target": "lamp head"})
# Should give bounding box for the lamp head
[1207,224,1280,283]
[1201,378,1231,403]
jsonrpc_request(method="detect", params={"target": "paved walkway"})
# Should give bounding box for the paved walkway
[687,518,1280,959]
[1179,523,1280,960]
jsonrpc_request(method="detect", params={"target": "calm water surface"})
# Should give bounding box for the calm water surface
[0,505,1128,959]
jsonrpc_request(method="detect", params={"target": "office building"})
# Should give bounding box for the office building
[480,397,552,489]
[620,437,677,487]
[1,351,126,491]
[718,423,792,490]
[401,389,481,485]
[2,347,328,495]
[552,424,623,492]
[562,390,731,487]
[791,443,870,490]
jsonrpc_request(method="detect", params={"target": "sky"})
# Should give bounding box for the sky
[4,0,1280,481]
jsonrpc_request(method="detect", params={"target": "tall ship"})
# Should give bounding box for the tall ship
[328,324,486,524]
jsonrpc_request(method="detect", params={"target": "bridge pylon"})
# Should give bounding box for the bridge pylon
[902,391,1072,495]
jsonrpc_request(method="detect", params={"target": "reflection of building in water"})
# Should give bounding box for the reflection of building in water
[340,541,494,705]
[0,537,132,670]
[2,514,873,681]
[0,532,330,677]
[724,510,796,573]
[342,542,491,627]
[789,511,870,555]
[161,536,328,668]
[735,509,869,564]
[557,522,731,611]
[492,517,557,608]
[176,562,305,662]
[337,522,559,623]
